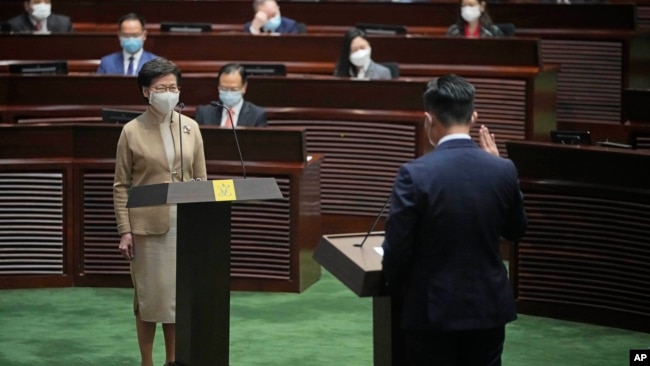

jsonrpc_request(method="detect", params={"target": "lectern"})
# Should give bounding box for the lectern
[313,232,406,366]
[127,178,282,366]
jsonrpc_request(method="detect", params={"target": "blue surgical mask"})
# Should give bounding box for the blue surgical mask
[219,90,243,108]
[263,13,282,32]
[120,37,143,54]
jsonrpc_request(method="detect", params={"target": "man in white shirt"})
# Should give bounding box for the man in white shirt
[195,63,268,127]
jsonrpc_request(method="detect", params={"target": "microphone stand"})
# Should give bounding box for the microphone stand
[354,194,391,247]
[177,103,185,182]
[210,101,247,179]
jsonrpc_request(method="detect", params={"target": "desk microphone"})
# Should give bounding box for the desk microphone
[354,194,391,248]
[176,102,185,182]
[210,101,247,179]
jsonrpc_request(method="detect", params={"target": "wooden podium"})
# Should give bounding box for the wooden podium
[127,178,282,366]
[313,232,406,366]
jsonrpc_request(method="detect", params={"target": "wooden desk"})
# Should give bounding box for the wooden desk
[0,73,555,233]
[0,33,542,67]
[557,88,650,148]
[611,0,650,29]
[0,73,556,142]
[0,32,548,82]
[3,1,645,127]
[0,123,322,292]
[506,140,650,333]
[0,1,640,33]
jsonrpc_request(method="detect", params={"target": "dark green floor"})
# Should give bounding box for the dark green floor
[0,270,646,365]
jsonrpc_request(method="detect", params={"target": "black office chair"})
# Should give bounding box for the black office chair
[495,23,516,37]
[296,22,307,34]
[379,62,400,79]
[0,22,11,33]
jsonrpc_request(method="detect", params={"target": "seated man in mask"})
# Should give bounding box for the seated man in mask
[244,0,301,35]
[195,63,268,127]
[97,13,157,75]
[8,0,73,33]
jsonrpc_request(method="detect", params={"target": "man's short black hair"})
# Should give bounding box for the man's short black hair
[118,13,146,30]
[218,63,248,85]
[137,57,181,89]
[423,74,475,127]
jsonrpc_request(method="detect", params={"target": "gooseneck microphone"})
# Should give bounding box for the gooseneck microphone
[176,103,185,182]
[210,101,247,179]
[354,194,391,248]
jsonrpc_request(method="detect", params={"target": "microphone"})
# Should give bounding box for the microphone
[210,101,247,179]
[354,194,391,247]
[176,102,185,182]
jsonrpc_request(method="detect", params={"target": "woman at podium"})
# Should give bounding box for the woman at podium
[113,57,207,366]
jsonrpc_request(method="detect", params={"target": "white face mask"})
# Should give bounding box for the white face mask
[349,48,371,67]
[149,92,180,114]
[31,3,52,21]
[461,5,482,23]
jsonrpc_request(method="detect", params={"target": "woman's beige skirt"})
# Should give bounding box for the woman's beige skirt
[131,205,177,323]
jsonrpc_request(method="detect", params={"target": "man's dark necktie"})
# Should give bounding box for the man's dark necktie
[126,56,134,76]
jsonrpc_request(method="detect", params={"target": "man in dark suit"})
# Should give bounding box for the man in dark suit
[8,0,73,33]
[96,13,157,75]
[195,63,267,127]
[244,0,302,35]
[382,75,527,366]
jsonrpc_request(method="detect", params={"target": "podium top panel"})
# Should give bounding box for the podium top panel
[126,178,282,208]
[314,231,386,297]
[321,232,385,272]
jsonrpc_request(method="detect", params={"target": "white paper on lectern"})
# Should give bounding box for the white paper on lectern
[374,246,384,256]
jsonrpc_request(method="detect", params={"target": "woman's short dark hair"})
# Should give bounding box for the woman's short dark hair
[137,58,182,90]
[454,0,495,33]
[333,27,368,78]
[423,75,475,127]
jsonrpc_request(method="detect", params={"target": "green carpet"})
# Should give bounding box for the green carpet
[0,270,646,365]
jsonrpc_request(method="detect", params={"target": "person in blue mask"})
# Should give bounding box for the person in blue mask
[97,13,158,75]
[244,0,302,35]
[195,63,268,127]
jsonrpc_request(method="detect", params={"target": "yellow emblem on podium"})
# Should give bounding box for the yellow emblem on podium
[212,180,237,201]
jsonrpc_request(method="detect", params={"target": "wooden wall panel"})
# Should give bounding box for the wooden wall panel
[639,6,650,29]
[507,141,650,332]
[541,40,622,125]
[0,171,65,275]
[82,172,124,275]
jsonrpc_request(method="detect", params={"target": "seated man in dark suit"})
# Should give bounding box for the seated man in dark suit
[382,75,527,365]
[195,63,267,127]
[97,13,157,75]
[8,0,73,33]
[244,0,301,35]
